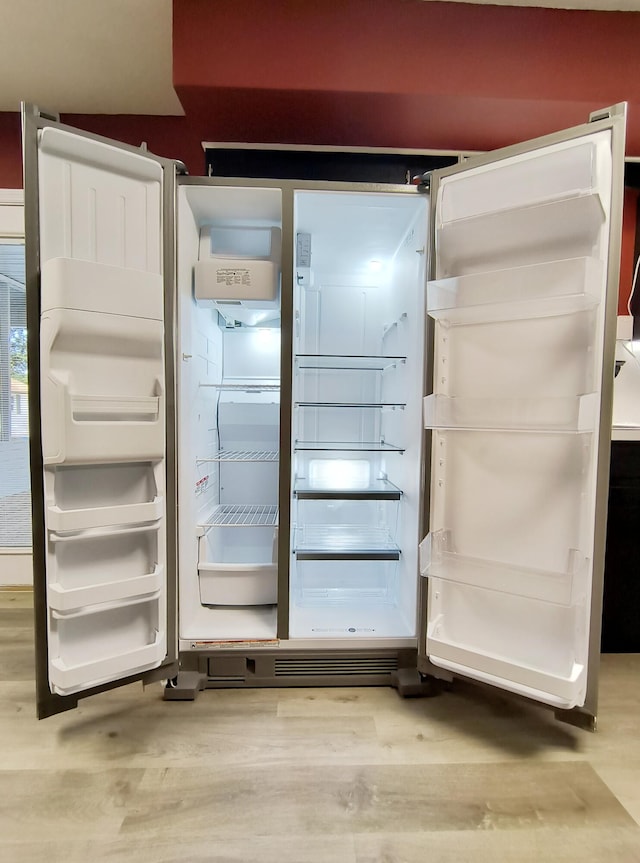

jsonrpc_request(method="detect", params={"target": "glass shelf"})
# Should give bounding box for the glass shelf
[295,354,406,371]
[199,504,279,528]
[423,393,598,433]
[428,257,603,327]
[294,526,400,561]
[294,441,405,453]
[296,402,406,409]
[200,383,280,392]
[420,530,584,606]
[294,479,402,500]
[197,450,279,463]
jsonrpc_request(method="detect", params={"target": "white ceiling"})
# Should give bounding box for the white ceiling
[0,0,638,116]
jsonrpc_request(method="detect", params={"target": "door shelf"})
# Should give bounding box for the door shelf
[46,497,163,533]
[48,565,164,614]
[423,393,598,433]
[427,625,585,708]
[199,504,279,528]
[295,526,400,560]
[197,450,279,463]
[436,193,605,279]
[294,479,402,500]
[295,441,405,453]
[295,354,406,371]
[420,531,586,606]
[50,630,165,694]
[428,257,603,326]
[43,384,164,466]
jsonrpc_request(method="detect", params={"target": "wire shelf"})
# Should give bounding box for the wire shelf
[198,450,279,463]
[200,504,279,528]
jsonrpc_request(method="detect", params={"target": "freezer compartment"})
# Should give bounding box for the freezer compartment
[427,257,603,325]
[427,582,586,708]
[197,523,278,606]
[423,393,598,433]
[293,558,400,607]
[420,530,587,606]
[47,524,163,613]
[40,307,165,464]
[49,596,164,695]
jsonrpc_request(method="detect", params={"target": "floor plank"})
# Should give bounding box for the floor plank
[0,589,639,863]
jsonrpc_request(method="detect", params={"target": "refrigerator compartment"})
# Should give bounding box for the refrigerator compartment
[41,256,164,320]
[436,195,605,278]
[198,524,278,606]
[49,598,164,694]
[294,559,400,607]
[423,393,598,433]
[428,257,603,325]
[40,307,165,465]
[420,530,585,606]
[294,525,400,559]
[47,524,162,611]
[295,354,406,371]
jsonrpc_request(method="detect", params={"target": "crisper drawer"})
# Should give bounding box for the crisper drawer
[294,559,399,607]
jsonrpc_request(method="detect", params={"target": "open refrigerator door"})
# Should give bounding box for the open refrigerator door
[420,105,626,727]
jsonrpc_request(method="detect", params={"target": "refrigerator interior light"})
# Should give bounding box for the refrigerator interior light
[308,459,371,490]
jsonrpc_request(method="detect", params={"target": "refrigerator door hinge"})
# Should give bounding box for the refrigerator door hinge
[414,171,432,192]
[175,160,189,176]
[589,103,627,124]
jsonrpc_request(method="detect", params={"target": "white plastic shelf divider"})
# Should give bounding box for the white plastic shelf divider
[200,504,279,528]
[423,393,598,433]
[419,530,586,606]
[427,257,603,326]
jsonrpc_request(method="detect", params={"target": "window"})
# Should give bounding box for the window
[0,240,30,548]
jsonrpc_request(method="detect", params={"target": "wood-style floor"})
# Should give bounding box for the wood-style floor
[1,589,639,863]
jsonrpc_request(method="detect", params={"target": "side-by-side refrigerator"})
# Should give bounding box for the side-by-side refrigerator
[22,103,625,729]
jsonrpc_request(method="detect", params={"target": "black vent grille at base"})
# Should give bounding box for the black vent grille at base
[274,657,398,677]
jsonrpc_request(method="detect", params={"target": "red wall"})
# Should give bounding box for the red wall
[1,0,640,304]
